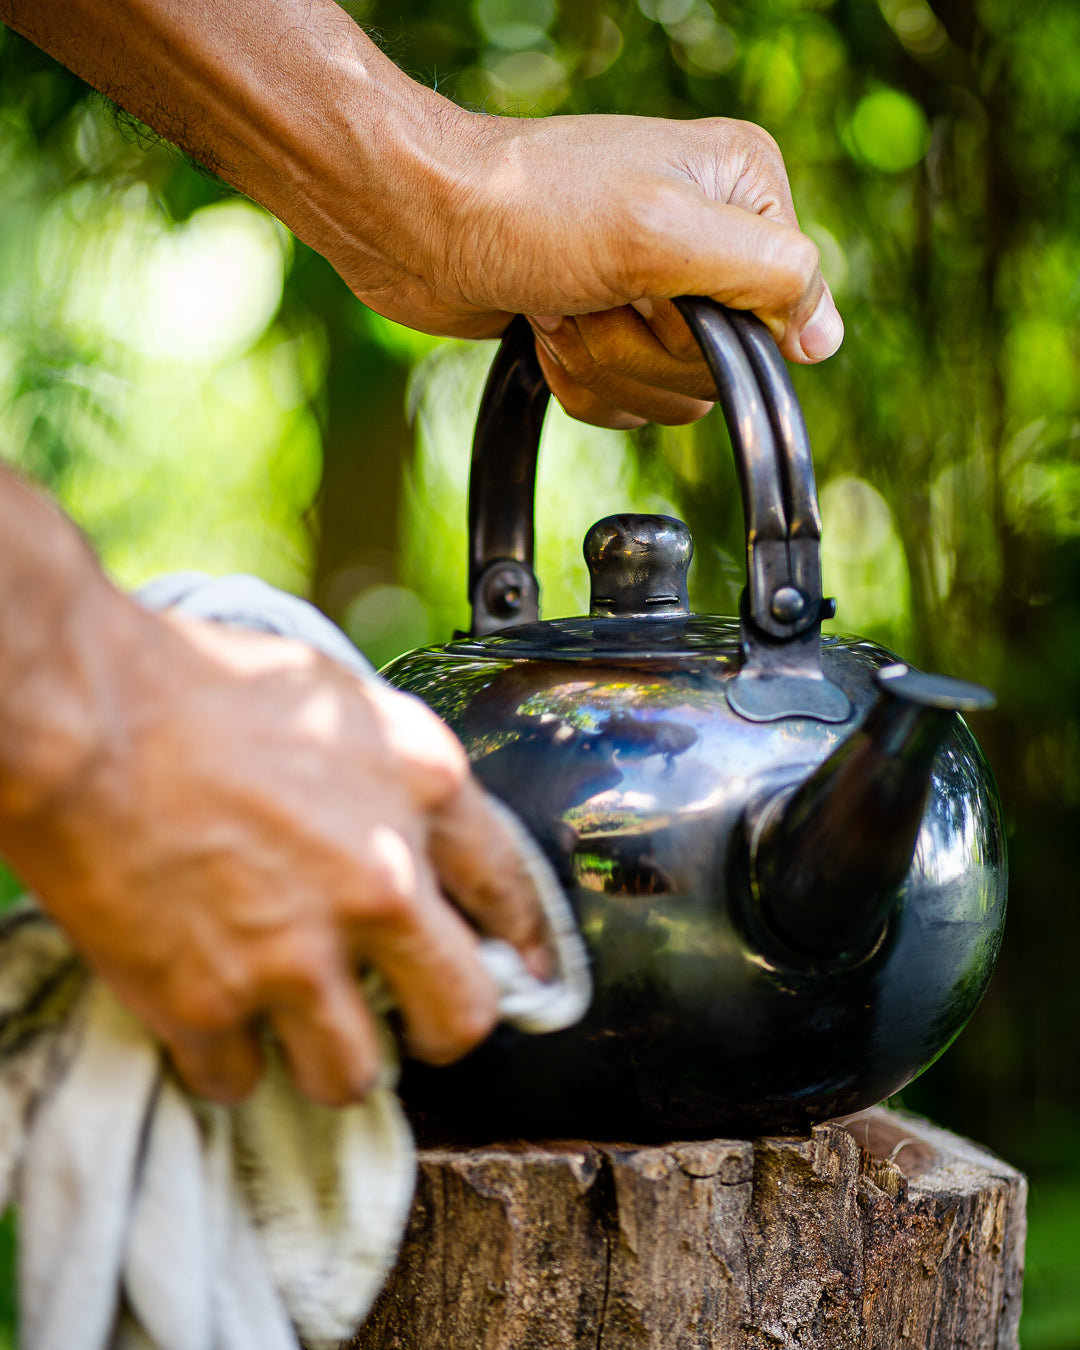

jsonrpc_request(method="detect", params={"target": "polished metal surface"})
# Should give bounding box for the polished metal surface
[750,663,1000,960]
[387,630,1007,1141]
[727,597,852,724]
[673,299,824,641]
[467,315,547,636]
[585,515,692,618]
[385,299,1008,1143]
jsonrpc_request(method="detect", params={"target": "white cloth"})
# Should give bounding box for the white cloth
[0,574,591,1350]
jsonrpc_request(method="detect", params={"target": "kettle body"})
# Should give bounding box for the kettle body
[383,302,1007,1142]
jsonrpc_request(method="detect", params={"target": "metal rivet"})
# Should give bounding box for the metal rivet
[494,585,522,615]
[771,586,807,622]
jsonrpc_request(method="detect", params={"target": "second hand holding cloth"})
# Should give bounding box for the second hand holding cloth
[1,573,591,1350]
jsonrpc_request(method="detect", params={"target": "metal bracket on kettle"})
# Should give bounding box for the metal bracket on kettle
[672,300,850,723]
[467,301,851,724]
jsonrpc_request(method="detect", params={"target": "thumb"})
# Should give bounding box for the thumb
[631,194,843,364]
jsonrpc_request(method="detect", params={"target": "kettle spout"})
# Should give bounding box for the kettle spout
[749,664,996,960]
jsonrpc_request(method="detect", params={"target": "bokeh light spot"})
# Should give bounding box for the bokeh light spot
[638,0,696,26]
[668,5,737,75]
[137,201,287,364]
[848,88,931,172]
[879,0,947,54]
[52,194,288,366]
[581,15,624,78]
[741,40,803,122]
[473,0,554,50]
[485,50,568,108]
[345,584,432,670]
[820,475,911,635]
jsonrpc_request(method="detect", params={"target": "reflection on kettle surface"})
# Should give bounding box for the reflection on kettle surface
[385,301,1008,1144]
[391,630,1006,1143]
[464,662,699,871]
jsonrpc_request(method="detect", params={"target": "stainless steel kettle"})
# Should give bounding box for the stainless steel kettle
[383,298,1007,1141]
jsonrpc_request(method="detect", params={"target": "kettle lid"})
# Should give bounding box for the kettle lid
[444,510,739,660]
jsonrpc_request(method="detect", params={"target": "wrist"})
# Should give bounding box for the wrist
[260,49,487,329]
[0,483,138,823]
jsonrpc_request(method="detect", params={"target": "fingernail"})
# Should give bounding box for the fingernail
[631,298,655,320]
[531,314,563,333]
[799,290,844,361]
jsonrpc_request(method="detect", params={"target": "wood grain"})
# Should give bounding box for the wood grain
[343,1108,1025,1350]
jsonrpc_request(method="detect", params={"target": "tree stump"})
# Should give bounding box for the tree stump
[343,1108,1025,1350]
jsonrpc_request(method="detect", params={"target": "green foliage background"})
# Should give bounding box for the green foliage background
[2,0,1079,1341]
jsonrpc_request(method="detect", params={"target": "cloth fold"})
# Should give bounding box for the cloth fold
[0,574,591,1350]
[6,949,412,1350]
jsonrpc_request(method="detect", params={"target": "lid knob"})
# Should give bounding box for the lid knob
[585,514,693,618]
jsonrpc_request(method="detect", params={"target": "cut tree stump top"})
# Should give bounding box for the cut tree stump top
[345,1107,1025,1350]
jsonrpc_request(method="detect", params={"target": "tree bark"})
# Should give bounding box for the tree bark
[344,1107,1025,1350]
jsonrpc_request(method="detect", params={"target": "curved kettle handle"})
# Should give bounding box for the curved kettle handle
[467,299,828,645]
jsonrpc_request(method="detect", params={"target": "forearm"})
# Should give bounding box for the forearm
[0,0,471,306]
[2,0,843,416]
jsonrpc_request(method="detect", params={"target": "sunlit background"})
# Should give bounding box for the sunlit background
[2,0,1079,1342]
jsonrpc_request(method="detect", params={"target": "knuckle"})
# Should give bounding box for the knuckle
[358,837,418,925]
[260,950,328,1007]
[301,1076,364,1109]
[788,234,822,292]
[164,980,244,1038]
[413,744,470,809]
[718,117,783,172]
[666,328,707,364]
[168,1037,261,1104]
[362,883,413,929]
[617,185,692,282]
[553,379,613,427]
[765,231,820,303]
[735,118,783,162]
[716,121,794,220]
[380,693,471,804]
[577,316,634,373]
[420,996,500,1066]
[543,331,595,383]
